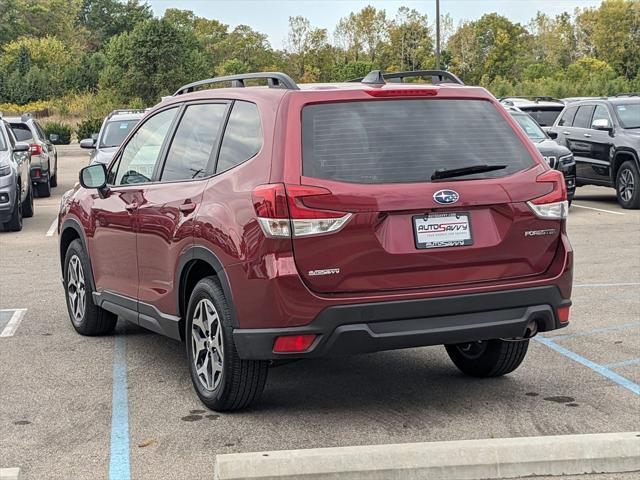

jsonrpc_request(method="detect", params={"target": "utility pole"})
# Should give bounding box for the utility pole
[435,0,441,69]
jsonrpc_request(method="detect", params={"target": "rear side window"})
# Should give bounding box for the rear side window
[216,101,262,173]
[0,128,6,150]
[557,106,577,126]
[519,107,562,126]
[161,103,227,182]
[573,106,595,129]
[10,123,33,142]
[302,99,535,184]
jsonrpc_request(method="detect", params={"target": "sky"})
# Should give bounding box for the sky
[147,1,604,49]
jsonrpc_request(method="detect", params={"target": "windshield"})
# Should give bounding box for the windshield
[302,99,535,184]
[100,119,139,148]
[615,103,640,129]
[511,113,546,142]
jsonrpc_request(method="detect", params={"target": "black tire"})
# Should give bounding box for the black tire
[445,339,529,377]
[615,160,640,209]
[186,277,268,411]
[4,193,23,232]
[63,239,117,336]
[50,172,57,188]
[37,178,51,198]
[22,185,34,218]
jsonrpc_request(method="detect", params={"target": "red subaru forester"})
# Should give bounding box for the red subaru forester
[59,70,573,411]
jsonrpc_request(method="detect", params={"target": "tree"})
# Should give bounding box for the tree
[78,0,152,50]
[100,18,208,103]
[334,6,388,64]
[285,16,333,80]
[385,7,434,71]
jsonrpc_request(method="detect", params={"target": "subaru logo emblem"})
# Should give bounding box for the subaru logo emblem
[433,189,460,205]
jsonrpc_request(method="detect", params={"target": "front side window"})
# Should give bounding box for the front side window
[615,103,640,129]
[110,108,178,186]
[557,106,577,127]
[512,113,546,142]
[100,120,140,148]
[591,105,611,128]
[161,103,227,182]
[0,127,7,150]
[216,101,263,173]
[573,105,595,129]
[302,99,535,184]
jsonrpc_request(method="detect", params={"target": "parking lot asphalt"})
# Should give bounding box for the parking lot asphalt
[0,145,638,480]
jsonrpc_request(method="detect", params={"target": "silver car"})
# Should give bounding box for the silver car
[80,110,144,166]
[0,118,34,231]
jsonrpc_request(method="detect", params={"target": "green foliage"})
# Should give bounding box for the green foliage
[76,117,103,141]
[43,122,72,145]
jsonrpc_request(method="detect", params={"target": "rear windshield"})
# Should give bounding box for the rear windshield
[100,119,139,148]
[302,99,535,184]
[10,123,33,142]
[517,107,563,126]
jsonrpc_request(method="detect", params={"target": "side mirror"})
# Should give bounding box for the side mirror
[592,118,613,132]
[13,142,30,152]
[80,138,96,149]
[79,163,108,192]
[547,130,558,140]
[49,134,59,143]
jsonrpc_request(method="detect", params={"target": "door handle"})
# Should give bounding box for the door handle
[562,131,571,135]
[583,133,592,138]
[124,202,138,212]
[179,202,197,214]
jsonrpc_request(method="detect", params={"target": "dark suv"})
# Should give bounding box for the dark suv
[549,96,640,209]
[58,71,573,411]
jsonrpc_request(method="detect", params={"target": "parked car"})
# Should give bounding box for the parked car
[500,97,566,127]
[6,114,58,197]
[507,106,576,203]
[59,70,573,411]
[80,109,144,166]
[0,117,34,231]
[548,95,640,209]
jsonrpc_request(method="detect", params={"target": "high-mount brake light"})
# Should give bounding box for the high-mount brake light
[527,169,568,220]
[365,88,438,97]
[252,184,352,238]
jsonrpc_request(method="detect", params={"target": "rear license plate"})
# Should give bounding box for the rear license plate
[413,213,473,249]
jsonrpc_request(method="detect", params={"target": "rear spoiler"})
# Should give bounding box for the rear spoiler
[348,70,464,86]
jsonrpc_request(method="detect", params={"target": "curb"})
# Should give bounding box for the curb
[214,432,640,480]
[0,468,21,480]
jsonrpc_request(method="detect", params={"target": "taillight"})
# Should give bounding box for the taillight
[30,144,42,155]
[527,170,568,220]
[365,88,438,97]
[252,184,352,238]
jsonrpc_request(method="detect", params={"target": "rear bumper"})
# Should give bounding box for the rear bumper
[233,285,571,360]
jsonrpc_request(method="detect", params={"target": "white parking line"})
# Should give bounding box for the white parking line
[572,204,625,215]
[45,218,57,237]
[0,467,21,480]
[0,309,27,337]
[574,282,640,288]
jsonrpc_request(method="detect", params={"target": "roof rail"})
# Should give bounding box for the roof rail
[348,70,464,86]
[615,92,639,97]
[500,96,563,104]
[20,113,33,122]
[174,72,299,95]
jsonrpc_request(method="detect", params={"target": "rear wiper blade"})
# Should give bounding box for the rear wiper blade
[431,164,507,181]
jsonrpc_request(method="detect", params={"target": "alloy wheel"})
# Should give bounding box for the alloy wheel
[191,298,224,391]
[67,255,86,322]
[618,168,635,203]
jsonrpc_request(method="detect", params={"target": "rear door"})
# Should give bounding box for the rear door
[291,97,558,294]
[579,104,614,184]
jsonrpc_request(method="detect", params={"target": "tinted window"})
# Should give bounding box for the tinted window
[558,106,577,127]
[0,128,6,150]
[10,123,33,142]
[573,105,595,129]
[615,103,640,129]
[302,100,535,184]
[591,105,611,127]
[161,103,227,182]
[33,122,46,140]
[518,107,563,126]
[100,120,139,148]
[110,108,178,186]
[216,101,263,173]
